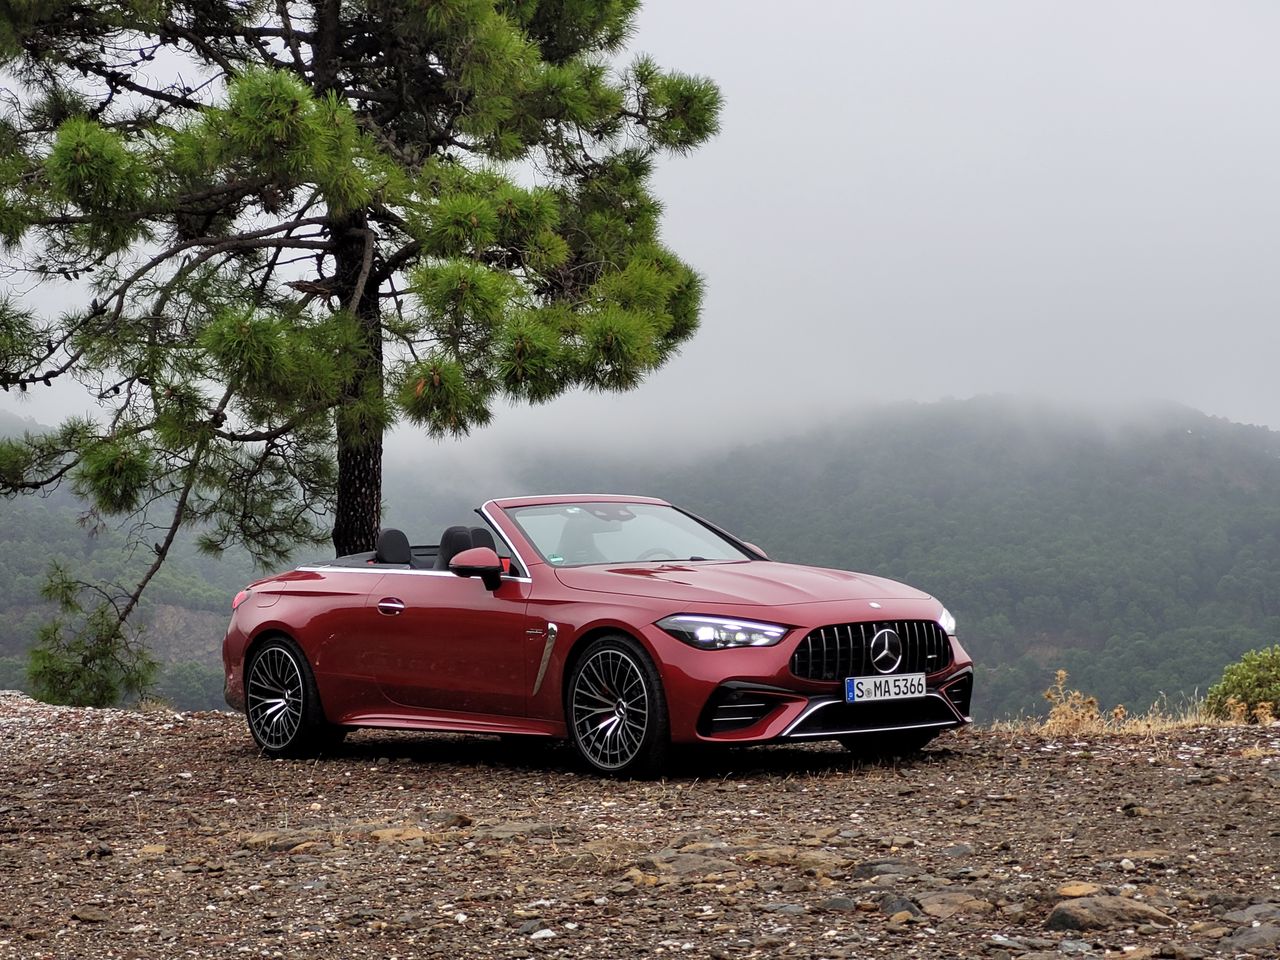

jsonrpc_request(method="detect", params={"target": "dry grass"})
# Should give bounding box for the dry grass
[991,670,1230,737]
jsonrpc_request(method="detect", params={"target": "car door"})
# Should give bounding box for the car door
[364,570,533,717]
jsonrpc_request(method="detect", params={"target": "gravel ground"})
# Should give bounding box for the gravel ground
[1,690,1278,960]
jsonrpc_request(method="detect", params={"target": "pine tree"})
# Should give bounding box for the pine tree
[0,1,720,702]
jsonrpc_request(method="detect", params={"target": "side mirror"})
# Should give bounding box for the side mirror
[449,546,505,591]
[743,541,768,559]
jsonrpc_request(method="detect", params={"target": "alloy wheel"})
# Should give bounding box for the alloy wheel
[570,646,651,770]
[247,644,305,750]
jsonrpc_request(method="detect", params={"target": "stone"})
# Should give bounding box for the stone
[850,857,924,879]
[1222,902,1280,925]
[762,903,806,915]
[879,895,922,917]
[426,810,472,828]
[941,843,975,857]
[1219,925,1280,954]
[815,896,857,912]
[370,827,430,844]
[917,891,994,919]
[1056,882,1103,898]
[1116,849,1171,867]
[72,906,110,923]
[620,868,659,887]
[741,845,847,873]
[473,821,559,841]
[638,851,737,877]
[1045,896,1174,932]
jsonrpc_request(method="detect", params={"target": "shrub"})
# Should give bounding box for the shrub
[1206,645,1280,722]
[1043,669,1111,735]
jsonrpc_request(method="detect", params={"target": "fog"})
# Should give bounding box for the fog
[6,0,1280,469]
[397,0,1280,472]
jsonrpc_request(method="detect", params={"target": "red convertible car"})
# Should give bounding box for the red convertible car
[223,495,972,775]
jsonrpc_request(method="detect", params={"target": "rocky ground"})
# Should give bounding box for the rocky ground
[0,691,1278,960]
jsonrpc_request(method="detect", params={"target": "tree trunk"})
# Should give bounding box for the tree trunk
[315,0,383,558]
[331,208,383,557]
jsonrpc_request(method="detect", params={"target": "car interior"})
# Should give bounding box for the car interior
[325,524,521,575]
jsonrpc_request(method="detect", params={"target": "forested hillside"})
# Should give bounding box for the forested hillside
[4,399,1278,720]
[0,411,255,706]
[490,398,1280,720]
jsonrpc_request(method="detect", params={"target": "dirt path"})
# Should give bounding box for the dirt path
[1,692,1277,959]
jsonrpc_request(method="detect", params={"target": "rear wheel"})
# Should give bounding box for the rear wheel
[567,636,669,777]
[839,729,939,760]
[245,636,340,757]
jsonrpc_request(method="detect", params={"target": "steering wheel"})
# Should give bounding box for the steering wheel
[637,547,678,561]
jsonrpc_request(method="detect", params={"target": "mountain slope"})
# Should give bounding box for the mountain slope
[3,397,1278,718]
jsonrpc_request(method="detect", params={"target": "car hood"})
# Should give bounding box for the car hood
[552,560,933,606]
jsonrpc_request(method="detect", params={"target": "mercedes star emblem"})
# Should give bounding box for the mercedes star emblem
[869,627,903,674]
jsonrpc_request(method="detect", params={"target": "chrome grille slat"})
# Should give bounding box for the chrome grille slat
[789,620,953,681]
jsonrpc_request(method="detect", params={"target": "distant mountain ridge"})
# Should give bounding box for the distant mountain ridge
[3,397,1278,719]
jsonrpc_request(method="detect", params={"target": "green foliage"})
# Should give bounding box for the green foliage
[398,354,494,437]
[494,310,568,402]
[628,55,724,153]
[72,438,153,514]
[45,117,151,249]
[27,563,157,707]
[576,306,658,390]
[1206,645,1280,721]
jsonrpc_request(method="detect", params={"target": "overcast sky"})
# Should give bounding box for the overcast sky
[5,1,1279,464]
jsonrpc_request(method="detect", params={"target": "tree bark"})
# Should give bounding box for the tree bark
[314,0,384,557]
[330,209,383,557]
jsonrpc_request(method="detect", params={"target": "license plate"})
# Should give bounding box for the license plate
[845,673,926,703]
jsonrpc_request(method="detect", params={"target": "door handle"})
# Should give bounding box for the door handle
[377,597,405,616]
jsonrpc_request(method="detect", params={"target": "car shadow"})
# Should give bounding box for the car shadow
[246,730,964,781]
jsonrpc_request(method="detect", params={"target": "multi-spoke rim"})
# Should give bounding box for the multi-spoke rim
[247,645,304,750]
[571,646,650,770]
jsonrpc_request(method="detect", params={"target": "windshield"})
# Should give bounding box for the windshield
[505,502,753,567]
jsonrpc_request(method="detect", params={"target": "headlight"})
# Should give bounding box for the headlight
[938,606,956,636]
[657,614,790,650]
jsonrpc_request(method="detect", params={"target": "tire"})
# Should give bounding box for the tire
[839,729,938,760]
[566,635,670,777]
[244,635,339,758]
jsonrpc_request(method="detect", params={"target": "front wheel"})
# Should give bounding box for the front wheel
[245,636,339,758]
[566,636,669,777]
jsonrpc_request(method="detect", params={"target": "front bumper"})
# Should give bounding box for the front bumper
[637,610,974,746]
[690,666,972,744]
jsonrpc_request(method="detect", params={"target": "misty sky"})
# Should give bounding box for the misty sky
[4,1,1279,465]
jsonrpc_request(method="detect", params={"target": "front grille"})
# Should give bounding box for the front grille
[790,620,952,681]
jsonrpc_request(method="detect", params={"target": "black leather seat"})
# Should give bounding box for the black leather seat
[434,526,473,569]
[374,528,412,565]
[556,513,607,564]
[469,526,497,552]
